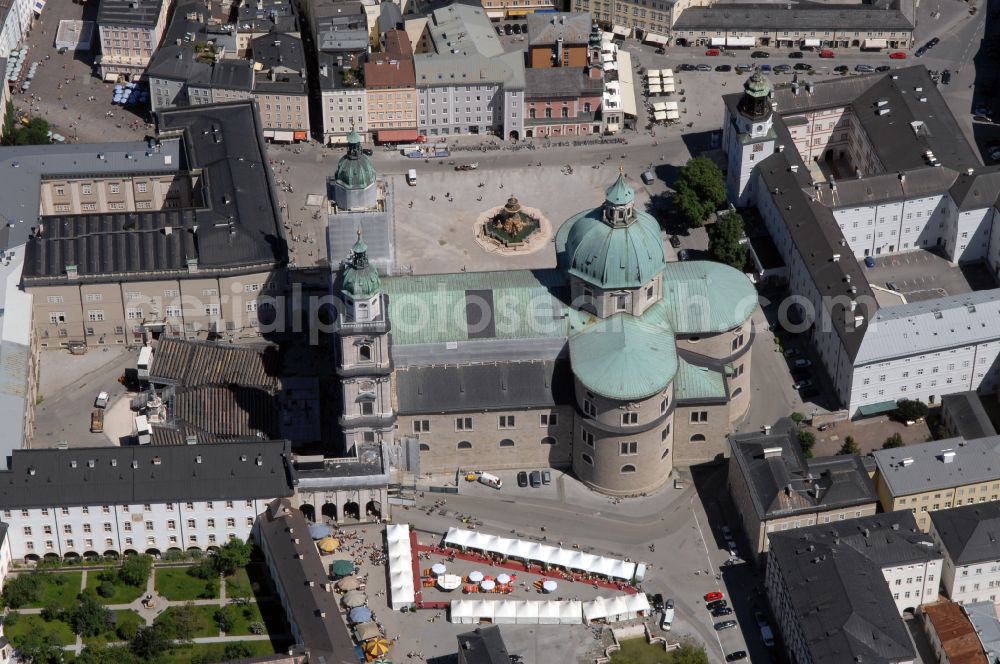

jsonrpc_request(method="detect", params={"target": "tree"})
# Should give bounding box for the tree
[214,605,236,633]
[883,433,905,449]
[223,643,253,660]
[76,645,142,664]
[16,631,65,664]
[118,554,153,587]
[67,595,112,637]
[211,538,252,576]
[158,603,199,643]
[789,412,805,426]
[798,430,816,458]
[838,435,860,456]
[3,573,41,608]
[669,641,709,664]
[894,399,929,423]
[674,157,727,227]
[130,625,170,659]
[97,580,116,598]
[707,211,748,270]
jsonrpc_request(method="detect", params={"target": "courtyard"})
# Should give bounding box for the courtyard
[863,249,997,305]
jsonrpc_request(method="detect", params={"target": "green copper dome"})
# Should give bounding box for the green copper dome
[556,176,666,291]
[335,131,377,191]
[605,171,635,206]
[343,232,381,299]
[743,71,771,98]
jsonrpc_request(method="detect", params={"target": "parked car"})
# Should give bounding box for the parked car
[652,594,665,611]
[760,64,771,72]
[726,652,748,662]
[95,391,110,408]
[512,23,521,34]
[705,48,721,56]
[707,599,728,610]
[712,607,734,617]
[942,69,952,84]
[889,51,907,59]
[927,37,940,48]
[751,50,770,58]
[855,64,874,72]
[716,64,732,72]
[793,358,813,368]
[665,598,674,609]
[774,64,792,73]
[669,235,681,248]
[876,65,891,72]
[736,64,752,73]
[834,65,849,73]
[915,46,928,57]
[715,620,738,631]
[679,63,696,71]
[704,591,724,603]
[641,170,656,185]
[788,51,804,58]
[529,470,541,487]
[695,64,712,71]
[793,63,812,71]
[517,471,528,487]
[504,24,512,34]
[661,605,675,630]
[819,49,835,58]
[541,469,551,485]
[794,379,814,390]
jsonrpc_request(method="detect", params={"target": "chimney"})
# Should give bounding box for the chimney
[762,446,782,458]
[186,257,198,273]
[941,450,956,463]
[901,457,914,466]
[789,164,798,173]
[556,37,563,66]
[65,264,78,279]
[163,226,173,236]
[832,253,840,262]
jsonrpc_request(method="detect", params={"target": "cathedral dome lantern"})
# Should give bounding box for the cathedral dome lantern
[342,231,382,320]
[738,71,772,121]
[332,130,378,211]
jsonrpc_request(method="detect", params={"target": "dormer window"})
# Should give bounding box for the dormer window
[614,294,628,311]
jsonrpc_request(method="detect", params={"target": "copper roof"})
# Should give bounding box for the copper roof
[922,602,989,664]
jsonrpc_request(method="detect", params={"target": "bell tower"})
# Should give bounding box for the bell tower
[335,232,395,455]
[725,70,776,206]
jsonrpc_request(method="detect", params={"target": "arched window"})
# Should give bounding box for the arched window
[690,433,706,442]
[359,345,372,361]
[621,464,636,473]
[457,441,472,450]
[561,107,569,118]
[419,443,430,452]
[732,387,743,397]
[499,439,515,447]
[544,107,552,118]
[529,108,536,119]
[581,453,594,465]
[541,436,556,445]
[583,102,592,113]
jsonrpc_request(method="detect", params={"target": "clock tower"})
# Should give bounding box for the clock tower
[724,71,776,206]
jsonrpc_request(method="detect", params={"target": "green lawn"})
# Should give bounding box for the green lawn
[225,602,265,636]
[84,571,145,605]
[161,640,279,663]
[155,567,220,602]
[81,609,144,649]
[225,568,252,600]
[4,614,76,648]
[153,604,220,639]
[610,639,707,664]
[17,571,83,609]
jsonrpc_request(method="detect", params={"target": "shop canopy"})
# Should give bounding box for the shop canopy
[858,400,898,417]
[386,524,409,543]
[654,110,667,121]
[662,83,676,94]
[612,25,630,37]
[803,38,821,47]
[443,528,636,580]
[864,39,888,49]
[726,36,754,47]
[644,33,668,46]
[330,560,354,577]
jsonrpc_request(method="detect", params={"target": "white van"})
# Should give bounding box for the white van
[477,472,503,489]
[406,169,417,186]
[660,606,674,631]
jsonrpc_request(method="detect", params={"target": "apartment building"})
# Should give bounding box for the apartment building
[873,437,1000,532]
[0,441,293,561]
[252,33,310,138]
[570,0,689,43]
[318,53,367,144]
[766,512,939,664]
[415,5,524,140]
[0,246,40,469]
[305,0,368,56]
[526,12,590,69]
[524,67,603,139]
[479,0,558,20]
[96,0,172,81]
[930,502,1000,605]
[364,29,417,142]
[0,0,34,59]
[727,424,878,561]
[724,67,1000,415]
[234,0,299,57]
[20,101,287,348]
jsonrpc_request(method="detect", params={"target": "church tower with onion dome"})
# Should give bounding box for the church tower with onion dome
[724,70,776,205]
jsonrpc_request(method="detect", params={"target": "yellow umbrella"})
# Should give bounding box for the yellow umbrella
[318,536,340,553]
[363,637,390,660]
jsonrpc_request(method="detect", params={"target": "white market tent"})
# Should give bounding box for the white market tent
[538,601,561,625]
[582,594,651,623]
[663,83,675,94]
[450,600,589,625]
[648,84,662,95]
[517,601,540,624]
[662,68,674,78]
[652,102,667,112]
[386,524,415,610]
[494,600,519,624]
[560,601,582,624]
[443,527,637,580]
[654,110,667,121]
[666,110,681,120]
[451,599,496,624]
[665,101,679,111]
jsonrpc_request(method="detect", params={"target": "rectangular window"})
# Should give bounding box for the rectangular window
[690,411,708,423]
[498,415,516,429]
[413,420,430,433]
[88,310,105,322]
[620,441,638,456]
[621,412,639,425]
[540,413,557,427]
[455,417,473,431]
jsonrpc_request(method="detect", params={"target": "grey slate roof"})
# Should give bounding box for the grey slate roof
[0,138,182,251]
[378,1,403,34]
[237,0,300,36]
[394,360,571,414]
[768,512,935,664]
[257,499,355,662]
[96,0,165,28]
[526,12,591,46]
[730,424,877,521]
[0,440,294,509]
[22,101,287,284]
[965,602,1000,662]
[672,1,913,32]
[941,392,997,441]
[525,67,603,100]
[327,179,395,275]
[415,51,525,90]
[949,168,1000,212]
[150,338,283,391]
[457,626,511,664]
[873,436,1000,497]
[426,3,504,59]
[930,501,1000,567]
[170,385,279,439]
[252,33,308,95]
[310,0,368,53]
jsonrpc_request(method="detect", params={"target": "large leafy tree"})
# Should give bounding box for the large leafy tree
[211,538,252,576]
[708,211,748,269]
[118,554,153,587]
[674,157,727,226]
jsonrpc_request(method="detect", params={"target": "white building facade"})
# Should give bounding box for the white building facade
[929,502,1000,606]
[0,0,33,59]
